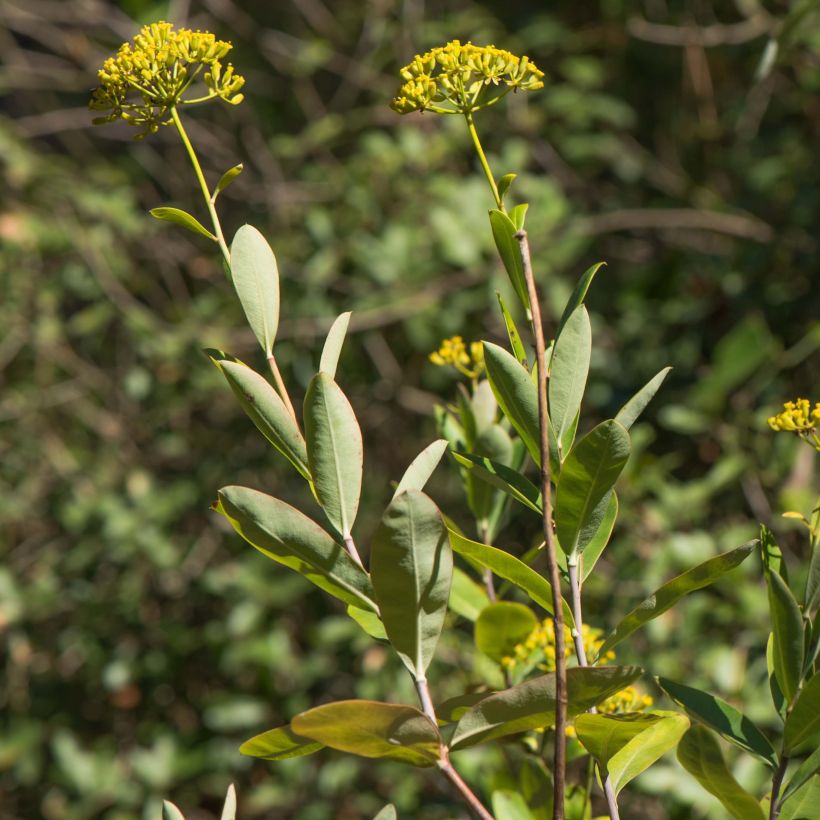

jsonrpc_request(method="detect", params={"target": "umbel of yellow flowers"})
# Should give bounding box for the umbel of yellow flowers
[391,40,544,115]
[768,398,820,451]
[429,335,485,380]
[89,21,245,138]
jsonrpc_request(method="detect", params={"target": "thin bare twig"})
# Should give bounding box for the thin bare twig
[516,229,567,820]
[628,14,772,47]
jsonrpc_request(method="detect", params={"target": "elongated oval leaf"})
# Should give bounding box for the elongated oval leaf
[581,492,619,582]
[492,790,536,820]
[347,605,387,640]
[676,726,766,820]
[452,451,541,514]
[450,665,642,750]
[319,311,352,379]
[216,359,310,480]
[806,543,820,613]
[304,372,363,538]
[214,163,243,198]
[230,225,280,356]
[557,261,605,338]
[576,711,690,795]
[475,602,538,662]
[393,439,448,500]
[162,801,185,820]
[489,209,530,313]
[555,420,630,558]
[509,203,528,231]
[767,569,805,704]
[657,677,776,767]
[781,746,820,804]
[240,725,324,760]
[449,567,489,622]
[596,541,756,658]
[779,776,820,820]
[373,805,397,820]
[371,490,452,678]
[497,292,529,367]
[219,785,236,820]
[291,700,441,767]
[150,206,216,241]
[215,486,376,611]
[615,367,672,430]
[784,671,820,754]
[549,305,591,456]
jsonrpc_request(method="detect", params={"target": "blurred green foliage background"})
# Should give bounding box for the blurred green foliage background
[1,0,818,817]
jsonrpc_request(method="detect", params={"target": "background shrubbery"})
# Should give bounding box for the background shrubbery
[0,0,818,817]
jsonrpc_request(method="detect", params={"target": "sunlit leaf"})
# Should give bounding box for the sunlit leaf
[489,209,530,315]
[781,747,820,804]
[449,567,489,622]
[220,785,237,820]
[347,605,387,640]
[452,451,541,514]
[393,440,449,500]
[784,672,820,754]
[556,261,604,338]
[779,776,820,820]
[239,725,324,760]
[150,207,216,241]
[372,805,397,820]
[492,790,535,820]
[497,291,529,367]
[162,801,185,820]
[319,311,352,379]
[214,163,244,198]
[497,173,517,203]
[580,492,619,582]
[614,367,672,430]
[767,569,804,703]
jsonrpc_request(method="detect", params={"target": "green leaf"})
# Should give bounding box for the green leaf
[215,486,376,611]
[580,492,619,582]
[230,225,280,357]
[784,672,820,754]
[449,665,642,750]
[676,726,766,820]
[549,305,591,457]
[497,291,529,367]
[372,805,397,820]
[220,785,236,820]
[761,525,790,584]
[555,421,630,558]
[657,677,777,767]
[483,342,544,469]
[214,163,244,198]
[452,451,541,514]
[767,569,805,703]
[557,262,605,338]
[767,633,788,720]
[347,605,387,640]
[437,691,495,723]
[304,372,363,539]
[509,203,529,231]
[492,790,536,820]
[596,541,756,658]
[239,724,324,760]
[150,207,216,241]
[449,567,489,622]
[781,748,820,804]
[497,173,517,203]
[475,602,538,663]
[319,311,352,379]
[448,528,574,626]
[779,776,820,820]
[489,209,530,315]
[371,490,452,678]
[806,543,820,613]
[393,440,448,500]
[614,367,672,430]
[575,711,690,795]
[290,700,441,767]
[214,358,310,481]
[162,801,185,820]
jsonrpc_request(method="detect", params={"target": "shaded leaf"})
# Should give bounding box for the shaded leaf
[214,163,244,198]
[779,776,820,820]
[304,372,363,539]
[581,492,619,582]
[450,665,642,750]
[452,451,541,514]
[437,691,494,723]
[806,543,820,613]
[215,486,376,611]
[497,291,529,367]
[393,440,448,500]
[597,541,756,658]
[489,209,530,316]
[657,677,776,767]
[230,225,280,356]
[555,420,630,558]
[239,725,324,760]
[781,748,820,805]
[492,790,536,820]
[449,567,489,622]
[150,207,216,241]
[767,569,805,703]
[372,805,397,820]
[614,367,672,430]
[371,490,452,678]
[557,261,605,338]
[319,311,352,379]
[162,802,185,820]
[475,602,538,662]
[761,525,790,584]
[784,672,820,754]
[677,726,765,820]
[291,700,441,767]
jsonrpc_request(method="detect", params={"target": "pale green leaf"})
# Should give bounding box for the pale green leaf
[489,209,530,315]
[162,801,185,820]
[509,203,528,231]
[393,439,448,500]
[784,672,820,754]
[220,784,236,820]
[319,311,352,379]
[475,602,538,662]
[497,173,517,203]
[150,207,216,241]
[372,805,397,820]
[291,700,441,767]
[449,567,489,622]
[492,790,535,820]
[779,776,820,820]
[781,749,820,805]
[452,451,541,514]
[767,569,805,703]
[615,367,672,430]
[557,262,605,338]
[371,490,452,678]
[214,163,244,198]
[580,492,619,582]
[304,372,363,538]
[347,605,387,640]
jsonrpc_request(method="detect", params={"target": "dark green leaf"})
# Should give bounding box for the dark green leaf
[393,439,448,499]
[580,492,619,582]
[319,311,352,379]
[657,677,776,767]
[497,291,529,367]
[767,569,805,703]
[449,665,641,750]
[557,262,605,338]
[489,210,530,315]
[214,163,244,198]
[597,541,756,657]
[555,420,630,558]
[150,207,216,241]
[784,672,820,754]
[614,367,672,430]
[452,451,541,514]
[215,486,376,611]
[230,225,280,357]
[239,725,324,760]
[475,602,538,662]
[371,490,452,678]
[676,726,765,820]
[291,700,441,767]
[304,373,363,539]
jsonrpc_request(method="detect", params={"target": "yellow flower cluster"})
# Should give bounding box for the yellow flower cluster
[502,620,653,732]
[429,336,485,380]
[90,22,245,138]
[391,40,544,115]
[768,398,820,451]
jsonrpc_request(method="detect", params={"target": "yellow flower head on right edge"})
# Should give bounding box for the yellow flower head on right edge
[768,398,820,451]
[390,41,544,115]
[429,336,485,380]
[90,21,245,139]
